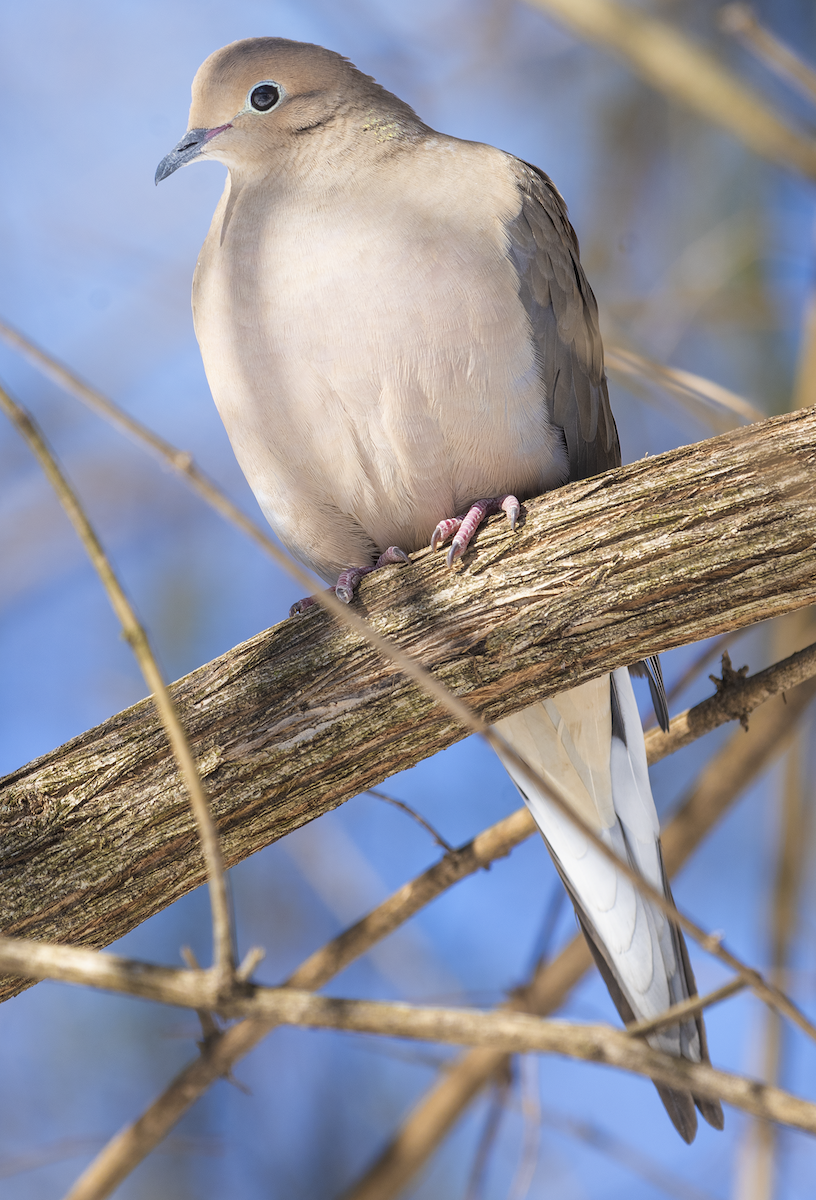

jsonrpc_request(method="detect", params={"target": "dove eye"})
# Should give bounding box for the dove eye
[249,82,282,112]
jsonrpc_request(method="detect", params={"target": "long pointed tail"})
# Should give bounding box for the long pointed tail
[493,670,723,1142]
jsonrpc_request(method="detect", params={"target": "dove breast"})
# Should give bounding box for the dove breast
[192,134,568,581]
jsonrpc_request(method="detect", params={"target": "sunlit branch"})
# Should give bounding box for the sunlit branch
[626,978,746,1038]
[605,344,763,431]
[525,0,816,178]
[0,937,813,1141]
[3,405,815,1007]
[344,671,816,1200]
[0,382,236,990]
[720,4,816,106]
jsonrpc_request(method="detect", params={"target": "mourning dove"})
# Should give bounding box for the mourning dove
[157,37,723,1142]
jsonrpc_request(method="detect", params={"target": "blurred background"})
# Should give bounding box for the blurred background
[1,0,816,1197]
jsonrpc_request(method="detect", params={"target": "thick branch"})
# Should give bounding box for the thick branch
[1,409,814,1001]
[57,674,816,1200]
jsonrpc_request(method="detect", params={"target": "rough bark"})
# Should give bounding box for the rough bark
[1,407,814,1001]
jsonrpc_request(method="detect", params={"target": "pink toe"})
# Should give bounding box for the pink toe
[500,494,521,530]
[431,517,463,552]
[376,546,410,567]
[432,495,520,566]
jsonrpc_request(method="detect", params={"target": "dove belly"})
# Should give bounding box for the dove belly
[193,160,567,582]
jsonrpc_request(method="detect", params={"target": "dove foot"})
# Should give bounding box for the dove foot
[430,495,520,567]
[289,546,409,616]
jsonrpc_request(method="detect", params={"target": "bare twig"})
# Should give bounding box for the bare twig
[344,674,816,1200]
[58,993,816,1138]
[365,790,455,853]
[463,1076,511,1200]
[50,671,816,1200]
[536,1105,723,1200]
[180,947,220,1043]
[605,345,764,430]
[0,381,236,990]
[525,0,816,178]
[736,723,809,1199]
[7,939,816,1139]
[626,978,746,1038]
[720,5,816,106]
[508,1056,541,1200]
[0,934,811,1142]
[329,1008,816,1167]
[643,639,816,760]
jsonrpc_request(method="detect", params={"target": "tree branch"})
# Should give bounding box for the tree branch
[0,382,235,990]
[55,669,816,1200]
[344,669,816,1200]
[1,939,815,1141]
[526,0,816,179]
[1,408,814,1003]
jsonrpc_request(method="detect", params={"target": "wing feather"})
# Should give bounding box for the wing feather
[504,157,620,482]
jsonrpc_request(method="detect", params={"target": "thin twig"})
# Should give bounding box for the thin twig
[536,1105,722,1200]
[180,948,220,1043]
[606,344,763,429]
[0,381,236,990]
[1,938,813,1138]
[720,5,816,106]
[0,937,804,1133]
[274,996,816,1126]
[507,1056,541,1200]
[463,1077,511,1200]
[626,978,746,1038]
[57,992,816,1138]
[525,0,816,178]
[46,650,816,1200]
[366,790,455,853]
[343,672,816,1200]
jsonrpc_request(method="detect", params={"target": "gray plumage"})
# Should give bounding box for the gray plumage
[157,37,721,1142]
[507,159,620,481]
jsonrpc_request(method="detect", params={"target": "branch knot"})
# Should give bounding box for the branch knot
[709,651,752,730]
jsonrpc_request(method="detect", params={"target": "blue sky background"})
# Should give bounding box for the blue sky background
[1,1,816,1197]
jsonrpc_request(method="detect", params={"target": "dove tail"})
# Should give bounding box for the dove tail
[494,670,723,1141]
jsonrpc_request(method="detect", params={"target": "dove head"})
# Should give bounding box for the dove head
[156,37,423,184]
